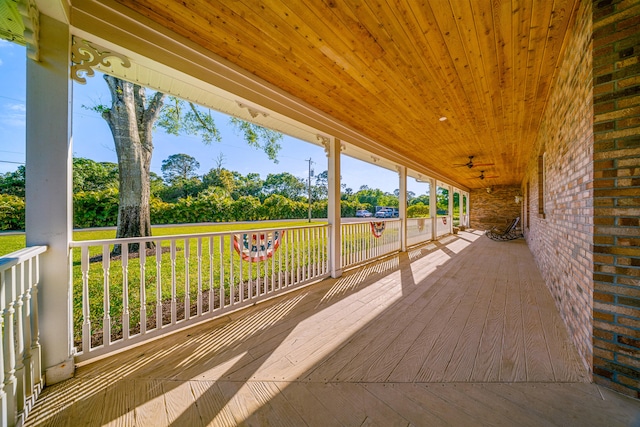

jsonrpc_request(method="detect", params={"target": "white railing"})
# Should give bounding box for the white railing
[70,224,329,362]
[341,219,401,269]
[0,246,46,427]
[436,216,452,238]
[407,217,433,247]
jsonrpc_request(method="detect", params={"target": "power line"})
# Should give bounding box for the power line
[0,94,25,104]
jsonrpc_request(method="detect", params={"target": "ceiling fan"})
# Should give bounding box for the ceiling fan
[477,170,499,180]
[454,155,495,169]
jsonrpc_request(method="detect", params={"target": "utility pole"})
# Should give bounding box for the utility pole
[306,158,313,222]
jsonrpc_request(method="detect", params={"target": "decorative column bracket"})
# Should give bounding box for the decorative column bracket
[18,0,39,61]
[236,102,268,119]
[70,37,131,84]
[318,135,344,156]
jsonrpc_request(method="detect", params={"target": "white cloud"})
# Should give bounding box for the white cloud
[8,103,25,112]
[0,58,3,66]
[0,102,26,127]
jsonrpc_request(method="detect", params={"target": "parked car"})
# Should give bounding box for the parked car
[375,208,394,218]
[356,209,373,217]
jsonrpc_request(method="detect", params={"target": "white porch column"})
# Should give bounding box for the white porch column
[25,15,75,385]
[466,193,470,227]
[430,178,437,239]
[326,137,342,278]
[398,166,407,251]
[448,185,454,234]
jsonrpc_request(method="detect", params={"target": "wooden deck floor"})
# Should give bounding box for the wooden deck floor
[25,231,640,426]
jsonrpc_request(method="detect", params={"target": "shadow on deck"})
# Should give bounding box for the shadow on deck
[25,230,640,426]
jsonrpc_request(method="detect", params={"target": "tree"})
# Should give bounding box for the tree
[99,75,164,247]
[0,166,25,197]
[232,172,264,200]
[95,76,283,248]
[161,153,200,184]
[263,172,306,200]
[202,167,236,195]
[73,158,119,193]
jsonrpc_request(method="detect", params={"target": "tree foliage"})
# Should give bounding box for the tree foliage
[73,158,118,193]
[0,166,25,197]
[161,153,200,184]
[263,172,306,200]
[0,151,450,231]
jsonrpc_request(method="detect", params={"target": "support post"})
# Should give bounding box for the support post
[448,185,454,234]
[466,193,470,227]
[398,166,407,251]
[25,15,75,385]
[430,179,437,239]
[326,137,342,278]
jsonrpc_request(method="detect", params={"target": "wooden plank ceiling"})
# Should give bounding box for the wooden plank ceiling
[113,0,580,189]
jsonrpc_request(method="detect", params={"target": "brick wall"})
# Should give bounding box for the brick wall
[522,0,595,376]
[469,186,522,231]
[592,0,640,398]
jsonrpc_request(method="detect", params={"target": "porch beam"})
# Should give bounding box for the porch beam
[25,14,74,385]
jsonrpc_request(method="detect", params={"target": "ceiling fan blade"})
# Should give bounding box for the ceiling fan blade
[472,162,495,167]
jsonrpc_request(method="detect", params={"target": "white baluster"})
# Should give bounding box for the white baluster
[155,241,163,330]
[122,243,129,341]
[170,240,177,325]
[229,235,235,306]
[30,255,42,391]
[208,237,214,311]
[197,239,202,316]
[3,266,17,425]
[184,239,190,321]
[102,244,111,348]
[140,244,147,335]
[81,246,91,353]
[14,262,25,417]
[219,236,225,309]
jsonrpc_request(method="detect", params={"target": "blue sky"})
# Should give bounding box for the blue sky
[0,41,427,195]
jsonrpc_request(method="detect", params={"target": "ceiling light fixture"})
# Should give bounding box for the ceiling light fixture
[439,116,447,122]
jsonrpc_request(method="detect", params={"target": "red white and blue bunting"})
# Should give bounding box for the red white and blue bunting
[370,221,386,238]
[233,231,283,262]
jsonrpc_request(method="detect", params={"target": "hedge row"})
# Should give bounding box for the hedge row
[0,194,25,230]
[1,189,430,231]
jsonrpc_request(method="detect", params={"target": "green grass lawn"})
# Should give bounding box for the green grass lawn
[0,233,26,256]
[0,221,327,257]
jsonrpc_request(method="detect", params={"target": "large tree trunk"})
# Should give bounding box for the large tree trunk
[102,75,165,252]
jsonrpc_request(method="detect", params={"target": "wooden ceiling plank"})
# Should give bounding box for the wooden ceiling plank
[124,1,414,153]
[107,0,580,189]
[512,0,535,175]
[312,1,460,155]
[447,0,500,161]
[494,0,516,176]
[406,2,487,150]
[278,1,444,143]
